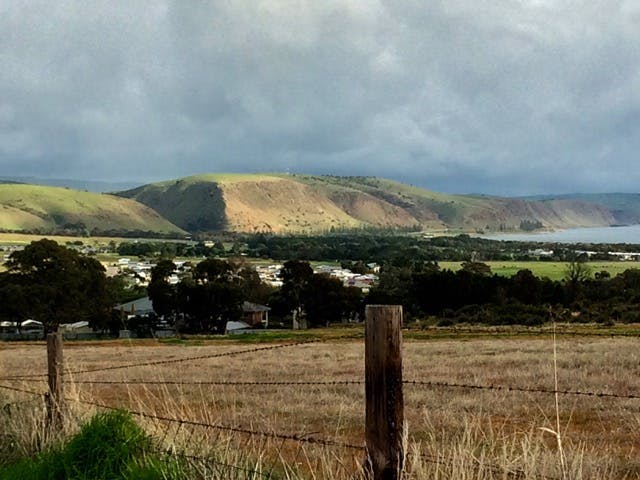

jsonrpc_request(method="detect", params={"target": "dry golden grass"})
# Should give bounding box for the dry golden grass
[2,333,640,478]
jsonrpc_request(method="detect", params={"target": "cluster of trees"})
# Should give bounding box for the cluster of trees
[0,240,117,332]
[146,258,271,334]
[0,241,365,336]
[116,241,227,258]
[519,219,544,231]
[106,233,640,267]
[368,260,640,325]
[242,233,640,264]
[146,259,363,333]
[3,227,184,239]
[268,261,362,327]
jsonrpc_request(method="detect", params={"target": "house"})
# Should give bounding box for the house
[1,319,45,340]
[20,319,44,334]
[242,301,270,327]
[115,297,155,319]
[0,321,17,335]
[59,321,97,340]
[113,296,176,338]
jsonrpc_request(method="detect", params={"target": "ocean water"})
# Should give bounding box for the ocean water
[481,225,640,244]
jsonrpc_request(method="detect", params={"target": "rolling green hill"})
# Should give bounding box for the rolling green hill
[0,184,186,236]
[117,174,618,234]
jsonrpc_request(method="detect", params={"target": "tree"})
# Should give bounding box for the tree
[563,258,592,301]
[509,269,542,305]
[147,259,177,319]
[301,274,347,326]
[4,239,112,332]
[564,259,592,285]
[0,273,29,324]
[194,258,232,284]
[461,261,492,276]
[177,274,243,334]
[279,260,314,325]
[236,265,275,305]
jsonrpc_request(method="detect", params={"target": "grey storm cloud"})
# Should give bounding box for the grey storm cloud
[2,0,640,194]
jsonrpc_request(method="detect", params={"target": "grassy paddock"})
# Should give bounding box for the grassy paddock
[2,328,640,478]
[0,233,133,246]
[439,260,640,280]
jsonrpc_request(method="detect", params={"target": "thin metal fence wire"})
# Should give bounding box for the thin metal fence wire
[0,339,323,381]
[70,396,364,451]
[3,327,638,381]
[0,383,46,397]
[403,379,640,400]
[418,327,640,338]
[73,379,364,387]
[68,377,640,400]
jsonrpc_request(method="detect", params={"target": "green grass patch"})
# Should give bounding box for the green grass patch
[220,330,321,343]
[438,261,640,281]
[0,410,185,480]
[158,337,204,346]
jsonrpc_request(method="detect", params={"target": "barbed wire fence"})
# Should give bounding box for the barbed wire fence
[2,310,639,479]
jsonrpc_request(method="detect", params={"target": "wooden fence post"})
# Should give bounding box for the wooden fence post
[365,305,404,480]
[46,332,64,431]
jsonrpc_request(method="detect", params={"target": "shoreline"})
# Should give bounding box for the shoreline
[476,224,640,244]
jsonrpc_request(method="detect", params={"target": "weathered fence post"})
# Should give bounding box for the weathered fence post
[46,332,64,431]
[365,305,404,480]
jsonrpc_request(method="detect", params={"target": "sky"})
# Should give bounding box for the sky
[2,1,640,196]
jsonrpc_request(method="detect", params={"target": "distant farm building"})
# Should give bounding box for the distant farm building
[242,301,270,327]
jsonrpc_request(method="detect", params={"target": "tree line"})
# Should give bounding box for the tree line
[112,233,640,265]
[368,260,640,325]
[4,240,640,335]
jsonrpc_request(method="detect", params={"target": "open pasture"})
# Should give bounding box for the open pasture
[2,330,640,479]
[0,232,132,246]
[439,260,640,280]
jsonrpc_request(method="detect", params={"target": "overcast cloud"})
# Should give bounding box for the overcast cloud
[2,0,640,195]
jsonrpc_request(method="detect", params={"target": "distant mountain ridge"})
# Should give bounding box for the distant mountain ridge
[115,174,624,234]
[0,176,139,193]
[524,193,640,226]
[1,174,637,236]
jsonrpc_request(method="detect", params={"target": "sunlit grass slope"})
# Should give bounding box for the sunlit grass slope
[0,184,186,235]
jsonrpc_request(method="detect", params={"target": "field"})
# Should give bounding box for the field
[0,232,135,246]
[439,260,640,280]
[3,327,640,478]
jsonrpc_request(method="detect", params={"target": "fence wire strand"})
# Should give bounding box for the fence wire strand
[0,383,46,397]
[70,396,364,451]
[0,339,322,380]
[419,326,640,338]
[65,377,640,400]
[403,379,640,400]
